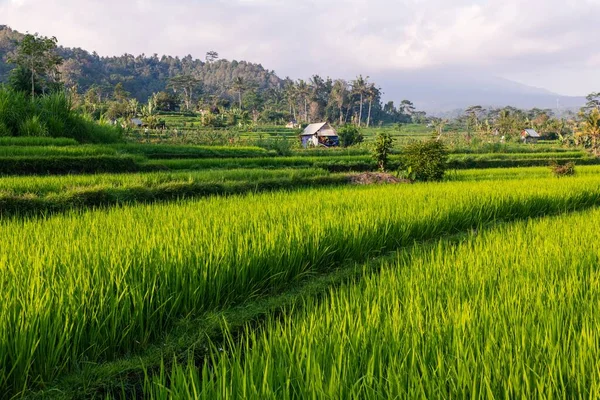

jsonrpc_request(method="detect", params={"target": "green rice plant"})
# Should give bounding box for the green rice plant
[19,115,48,136]
[0,145,118,157]
[114,144,272,159]
[0,121,11,137]
[0,137,78,146]
[0,168,343,216]
[5,177,600,395]
[148,207,600,398]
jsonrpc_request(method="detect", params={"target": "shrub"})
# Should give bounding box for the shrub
[0,88,122,143]
[401,140,448,181]
[551,161,576,177]
[19,115,48,136]
[338,125,364,147]
[372,132,394,171]
[0,122,11,137]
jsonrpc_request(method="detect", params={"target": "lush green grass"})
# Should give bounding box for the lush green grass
[0,168,346,216]
[0,89,122,143]
[0,137,78,146]
[0,145,118,157]
[149,153,596,173]
[150,207,600,398]
[0,155,141,175]
[113,144,273,159]
[6,176,600,396]
[448,164,600,181]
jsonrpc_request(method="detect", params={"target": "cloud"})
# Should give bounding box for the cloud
[1,0,599,95]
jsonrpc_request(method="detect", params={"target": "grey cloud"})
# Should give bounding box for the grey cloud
[1,0,599,95]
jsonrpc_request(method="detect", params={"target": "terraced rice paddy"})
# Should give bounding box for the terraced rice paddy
[4,174,600,398]
[149,207,600,398]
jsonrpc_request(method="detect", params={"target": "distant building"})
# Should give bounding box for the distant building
[299,122,339,148]
[521,129,540,144]
[286,121,299,129]
[131,118,144,127]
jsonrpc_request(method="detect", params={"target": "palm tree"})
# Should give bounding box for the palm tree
[351,75,369,127]
[331,80,348,125]
[577,108,600,154]
[231,77,246,109]
[283,81,298,122]
[296,80,311,123]
[366,84,379,128]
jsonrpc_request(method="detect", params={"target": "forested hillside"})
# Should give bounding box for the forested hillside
[0,25,283,102]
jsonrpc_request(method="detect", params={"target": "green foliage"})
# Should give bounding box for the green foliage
[401,140,448,181]
[19,115,48,136]
[0,136,78,146]
[0,122,11,137]
[337,124,364,147]
[7,66,43,95]
[0,88,122,142]
[254,135,298,156]
[372,131,394,171]
[7,32,62,98]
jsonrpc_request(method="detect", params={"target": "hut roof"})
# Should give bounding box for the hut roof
[523,129,540,138]
[300,122,328,136]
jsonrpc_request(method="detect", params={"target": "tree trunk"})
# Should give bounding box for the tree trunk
[367,99,372,128]
[339,104,343,125]
[304,98,308,123]
[358,93,363,127]
[30,60,35,100]
[239,92,243,109]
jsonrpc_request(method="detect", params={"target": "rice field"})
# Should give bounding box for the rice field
[148,206,600,398]
[5,175,600,397]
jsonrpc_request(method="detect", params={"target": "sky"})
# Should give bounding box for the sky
[1,0,599,96]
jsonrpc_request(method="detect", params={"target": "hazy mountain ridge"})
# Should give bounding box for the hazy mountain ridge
[373,69,585,114]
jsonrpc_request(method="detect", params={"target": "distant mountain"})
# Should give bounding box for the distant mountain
[373,68,585,115]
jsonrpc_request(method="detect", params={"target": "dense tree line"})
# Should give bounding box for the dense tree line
[0,26,419,127]
[0,26,412,130]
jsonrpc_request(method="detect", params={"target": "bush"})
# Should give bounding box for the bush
[0,88,122,143]
[401,140,448,181]
[0,122,11,137]
[372,132,394,171]
[551,161,576,177]
[338,125,364,147]
[19,115,48,136]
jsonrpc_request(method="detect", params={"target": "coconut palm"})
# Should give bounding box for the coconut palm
[331,80,348,125]
[295,80,311,123]
[351,75,369,127]
[231,77,247,109]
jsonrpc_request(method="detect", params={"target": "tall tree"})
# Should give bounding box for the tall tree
[295,80,311,123]
[205,51,219,63]
[168,74,201,111]
[331,80,348,125]
[283,80,298,122]
[582,92,600,114]
[231,77,247,109]
[7,33,62,99]
[399,100,416,119]
[351,75,369,127]
[366,84,380,128]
